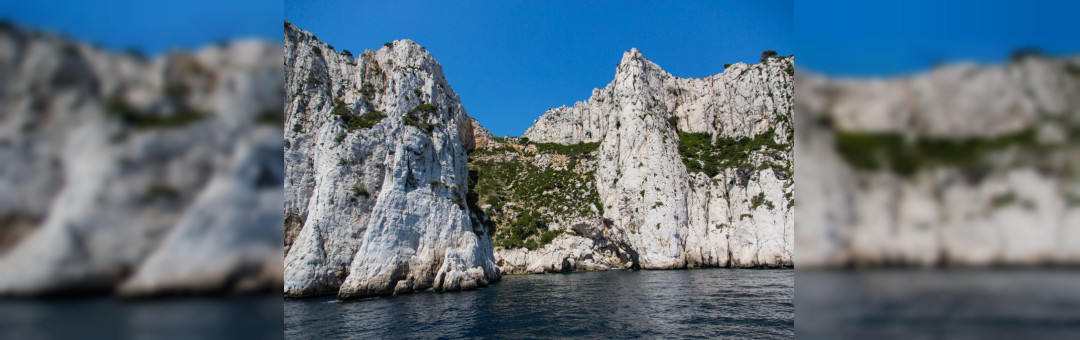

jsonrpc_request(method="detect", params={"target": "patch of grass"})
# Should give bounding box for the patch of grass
[307,76,323,85]
[834,129,1040,176]
[677,130,788,177]
[533,141,600,158]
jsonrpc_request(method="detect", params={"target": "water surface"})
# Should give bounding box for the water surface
[797,269,1080,338]
[285,269,793,339]
[0,295,282,339]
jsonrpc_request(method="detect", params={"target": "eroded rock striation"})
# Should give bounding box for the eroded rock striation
[0,23,284,296]
[485,49,796,272]
[283,23,498,299]
[797,56,1080,267]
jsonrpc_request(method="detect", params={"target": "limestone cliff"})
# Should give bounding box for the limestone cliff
[797,56,1080,266]
[483,49,795,272]
[0,22,284,296]
[283,23,498,299]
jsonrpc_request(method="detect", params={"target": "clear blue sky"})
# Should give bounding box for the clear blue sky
[287,1,793,137]
[798,0,1080,77]
[0,1,281,55]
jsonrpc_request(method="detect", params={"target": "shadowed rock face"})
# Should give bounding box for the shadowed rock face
[0,23,285,296]
[283,23,498,299]
[503,50,795,272]
[797,56,1080,267]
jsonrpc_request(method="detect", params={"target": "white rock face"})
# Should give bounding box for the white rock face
[0,23,284,296]
[283,24,498,299]
[514,49,795,270]
[797,56,1080,267]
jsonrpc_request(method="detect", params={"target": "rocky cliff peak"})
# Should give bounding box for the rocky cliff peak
[614,48,669,82]
[504,51,795,270]
[284,23,498,299]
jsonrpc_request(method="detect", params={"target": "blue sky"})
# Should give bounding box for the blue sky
[0,1,281,55]
[798,0,1080,77]
[288,1,793,137]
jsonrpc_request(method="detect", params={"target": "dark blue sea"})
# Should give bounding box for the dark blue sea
[0,295,283,339]
[285,269,794,339]
[797,269,1080,339]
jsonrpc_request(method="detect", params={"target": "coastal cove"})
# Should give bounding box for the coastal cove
[285,268,794,338]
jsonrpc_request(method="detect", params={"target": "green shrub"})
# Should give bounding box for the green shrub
[255,109,283,126]
[404,104,441,134]
[145,182,180,199]
[342,49,352,57]
[307,76,323,85]
[750,192,774,210]
[404,116,438,134]
[352,184,370,199]
[332,98,386,131]
[409,103,439,116]
[311,46,321,54]
[760,50,778,63]
[359,83,376,100]
[990,192,1017,208]
[384,42,393,48]
[134,108,208,130]
[164,82,190,102]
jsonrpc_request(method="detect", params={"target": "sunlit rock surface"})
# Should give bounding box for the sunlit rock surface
[283,23,498,299]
